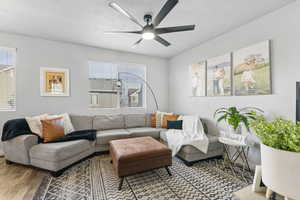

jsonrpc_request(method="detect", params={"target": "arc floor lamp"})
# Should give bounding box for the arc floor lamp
[118,72,159,111]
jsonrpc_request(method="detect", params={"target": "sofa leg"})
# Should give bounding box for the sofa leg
[51,170,64,177]
[118,177,124,190]
[5,160,13,165]
[184,161,193,167]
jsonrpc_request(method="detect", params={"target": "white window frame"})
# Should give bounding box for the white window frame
[0,47,17,112]
[88,60,147,111]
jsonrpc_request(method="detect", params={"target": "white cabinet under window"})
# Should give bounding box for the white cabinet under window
[0,47,16,111]
[88,61,146,109]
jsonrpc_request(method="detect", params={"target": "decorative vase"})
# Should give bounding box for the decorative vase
[261,144,300,199]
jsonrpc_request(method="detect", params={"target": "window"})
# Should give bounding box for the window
[0,47,16,111]
[88,61,146,109]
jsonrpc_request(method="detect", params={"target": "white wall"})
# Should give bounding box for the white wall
[168,1,300,166]
[0,32,169,147]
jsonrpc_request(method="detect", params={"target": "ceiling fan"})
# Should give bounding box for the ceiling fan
[106,0,195,47]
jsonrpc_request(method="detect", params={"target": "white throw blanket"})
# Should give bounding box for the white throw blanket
[166,115,209,156]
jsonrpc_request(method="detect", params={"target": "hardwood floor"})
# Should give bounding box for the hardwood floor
[0,157,46,200]
[0,154,110,200]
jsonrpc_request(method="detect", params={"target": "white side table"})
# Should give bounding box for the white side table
[219,136,252,182]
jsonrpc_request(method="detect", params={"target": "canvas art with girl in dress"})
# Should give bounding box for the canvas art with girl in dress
[233,41,271,96]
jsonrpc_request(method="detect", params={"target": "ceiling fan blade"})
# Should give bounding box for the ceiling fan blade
[104,30,142,34]
[154,36,171,47]
[153,0,178,27]
[109,2,143,28]
[155,25,195,34]
[132,38,143,47]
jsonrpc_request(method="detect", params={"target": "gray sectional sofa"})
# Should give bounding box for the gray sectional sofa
[3,114,224,175]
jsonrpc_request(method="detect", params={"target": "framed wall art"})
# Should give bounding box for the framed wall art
[190,61,207,97]
[40,68,70,96]
[207,53,232,96]
[233,40,271,96]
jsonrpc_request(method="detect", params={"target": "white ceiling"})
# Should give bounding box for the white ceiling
[0,0,295,58]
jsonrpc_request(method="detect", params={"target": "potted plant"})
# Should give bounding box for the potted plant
[250,116,300,200]
[214,106,263,134]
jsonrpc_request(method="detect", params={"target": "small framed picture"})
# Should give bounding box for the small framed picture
[40,68,70,96]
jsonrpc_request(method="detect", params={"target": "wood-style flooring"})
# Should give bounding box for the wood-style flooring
[0,154,110,200]
[0,157,46,200]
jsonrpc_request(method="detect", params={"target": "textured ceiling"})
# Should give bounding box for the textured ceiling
[0,0,295,58]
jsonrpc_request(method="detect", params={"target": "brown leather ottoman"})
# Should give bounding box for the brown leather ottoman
[109,136,172,190]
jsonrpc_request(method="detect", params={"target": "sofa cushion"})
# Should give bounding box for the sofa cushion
[96,129,130,145]
[70,115,93,131]
[160,130,168,142]
[127,127,166,139]
[180,135,222,154]
[159,120,208,135]
[3,135,38,165]
[29,140,92,162]
[93,115,125,130]
[160,132,223,154]
[160,131,218,144]
[124,114,146,128]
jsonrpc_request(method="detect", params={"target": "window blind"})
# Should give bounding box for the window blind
[0,47,16,111]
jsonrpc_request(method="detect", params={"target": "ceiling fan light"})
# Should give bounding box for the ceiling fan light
[142,32,155,40]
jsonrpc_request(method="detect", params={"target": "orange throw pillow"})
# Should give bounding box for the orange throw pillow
[150,114,156,128]
[41,117,65,142]
[162,115,178,128]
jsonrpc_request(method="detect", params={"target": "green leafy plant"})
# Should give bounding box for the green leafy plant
[214,107,263,132]
[250,116,300,152]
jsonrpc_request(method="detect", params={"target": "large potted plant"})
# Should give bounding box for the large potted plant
[214,106,262,134]
[250,116,300,200]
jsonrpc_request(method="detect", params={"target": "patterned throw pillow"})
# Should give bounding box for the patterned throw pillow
[41,117,65,142]
[150,114,156,128]
[162,115,178,128]
[156,111,173,128]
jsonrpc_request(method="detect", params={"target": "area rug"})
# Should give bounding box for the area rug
[33,156,252,200]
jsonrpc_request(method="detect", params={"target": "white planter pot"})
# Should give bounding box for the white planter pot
[228,125,242,134]
[261,144,300,199]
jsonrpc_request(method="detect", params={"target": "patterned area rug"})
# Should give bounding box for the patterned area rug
[33,156,252,200]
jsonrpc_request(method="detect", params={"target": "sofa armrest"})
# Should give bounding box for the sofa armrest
[3,135,38,165]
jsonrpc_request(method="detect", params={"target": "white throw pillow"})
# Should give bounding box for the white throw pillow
[25,114,49,138]
[47,113,74,135]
